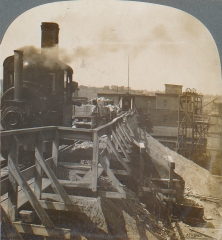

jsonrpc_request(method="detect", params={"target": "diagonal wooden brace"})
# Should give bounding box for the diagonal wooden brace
[8,159,55,228]
[35,146,73,206]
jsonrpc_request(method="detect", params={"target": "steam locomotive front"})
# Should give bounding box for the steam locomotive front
[1,23,78,130]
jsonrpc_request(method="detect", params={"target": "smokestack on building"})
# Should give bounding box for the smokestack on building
[14,50,23,101]
[41,22,59,58]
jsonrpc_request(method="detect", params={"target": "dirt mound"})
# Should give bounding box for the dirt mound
[145,133,222,198]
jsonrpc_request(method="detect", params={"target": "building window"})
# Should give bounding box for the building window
[164,100,167,108]
[164,115,168,123]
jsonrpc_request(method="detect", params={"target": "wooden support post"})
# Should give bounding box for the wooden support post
[112,130,131,161]
[34,133,43,200]
[7,136,19,221]
[52,130,59,175]
[8,159,55,228]
[107,138,131,173]
[92,132,99,192]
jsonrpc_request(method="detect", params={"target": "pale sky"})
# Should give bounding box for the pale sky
[1,0,222,94]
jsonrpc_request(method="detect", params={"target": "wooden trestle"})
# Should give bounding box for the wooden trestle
[1,112,179,239]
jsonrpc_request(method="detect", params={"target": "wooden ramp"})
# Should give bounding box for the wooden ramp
[1,112,181,239]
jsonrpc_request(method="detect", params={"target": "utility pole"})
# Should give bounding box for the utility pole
[128,55,130,94]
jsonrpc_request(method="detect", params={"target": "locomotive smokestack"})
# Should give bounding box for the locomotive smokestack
[41,22,59,58]
[14,50,23,101]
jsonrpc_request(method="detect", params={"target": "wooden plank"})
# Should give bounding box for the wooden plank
[97,191,126,199]
[8,159,54,228]
[99,151,125,194]
[92,132,99,192]
[39,200,84,212]
[41,193,97,202]
[7,137,19,221]
[112,130,131,161]
[13,222,72,239]
[142,187,176,194]
[58,180,92,189]
[111,169,130,176]
[106,138,131,173]
[147,178,180,182]
[34,133,43,200]
[52,130,59,174]
[58,128,92,141]
[1,126,57,137]
[58,162,91,171]
[35,146,73,205]
[122,158,130,163]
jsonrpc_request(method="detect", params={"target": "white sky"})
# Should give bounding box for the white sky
[1,0,222,94]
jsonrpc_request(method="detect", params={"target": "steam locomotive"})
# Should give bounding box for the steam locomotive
[1,22,80,130]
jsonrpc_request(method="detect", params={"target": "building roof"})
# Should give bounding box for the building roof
[165,84,183,87]
[155,93,180,97]
[97,92,153,98]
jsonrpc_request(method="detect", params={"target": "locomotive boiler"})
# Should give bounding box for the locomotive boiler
[1,22,79,130]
